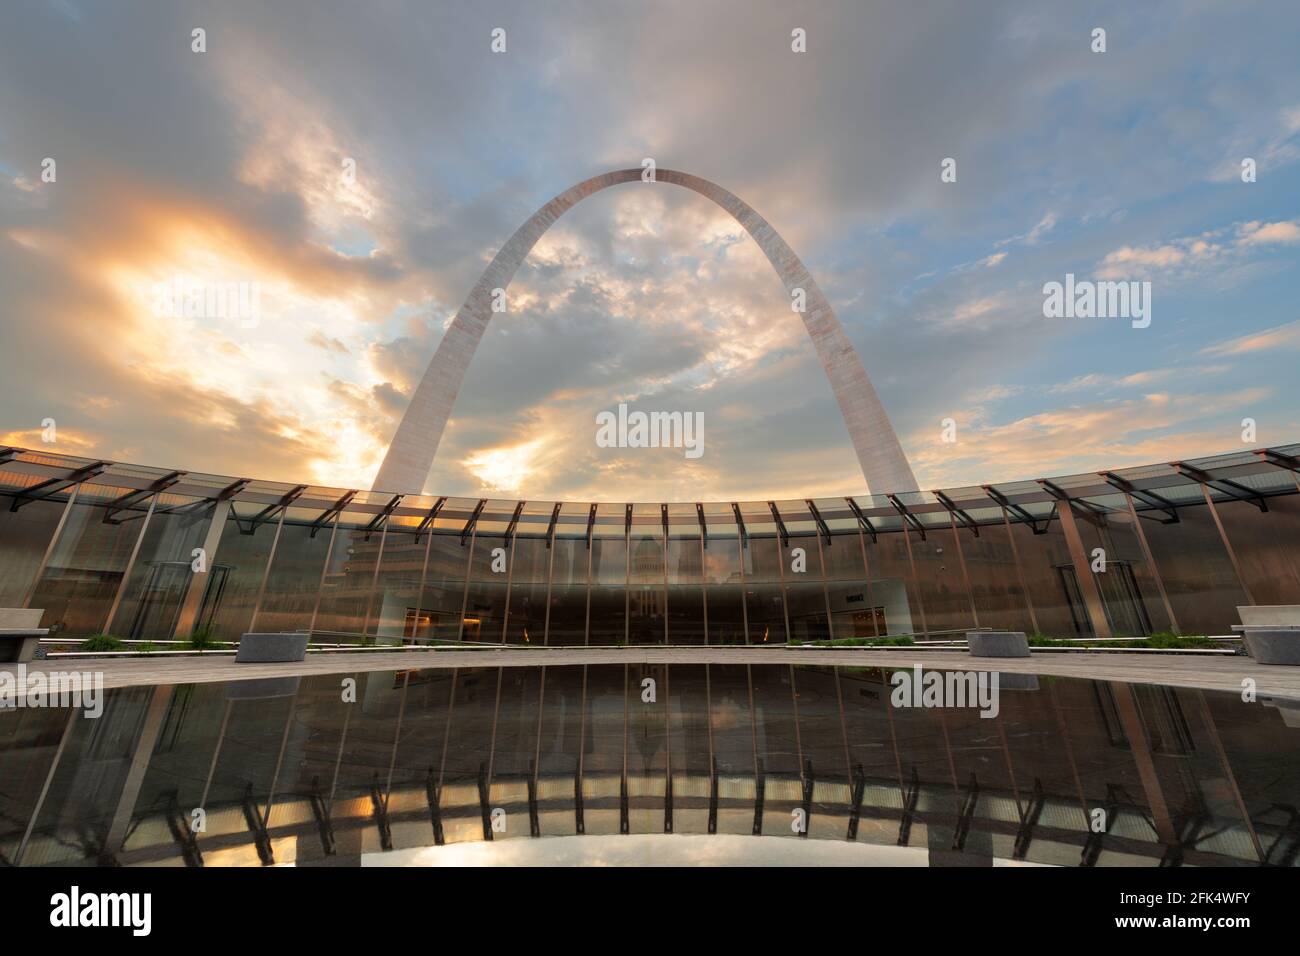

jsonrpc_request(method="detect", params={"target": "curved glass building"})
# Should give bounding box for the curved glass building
[3,442,1299,647]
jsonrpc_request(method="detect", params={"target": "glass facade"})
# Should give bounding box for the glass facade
[2,444,1299,644]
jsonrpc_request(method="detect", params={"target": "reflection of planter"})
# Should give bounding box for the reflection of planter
[0,608,46,663]
[235,631,309,663]
[1236,606,1300,666]
[225,676,302,700]
[966,630,1030,658]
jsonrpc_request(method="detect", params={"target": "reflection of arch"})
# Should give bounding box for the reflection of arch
[375,168,917,495]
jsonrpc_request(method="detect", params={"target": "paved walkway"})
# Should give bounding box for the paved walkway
[14,646,1300,697]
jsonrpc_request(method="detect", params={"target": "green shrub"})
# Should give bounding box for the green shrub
[136,642,156,654]
[82,633,125,652]
[1027,633,1068,647]
[188,626,223,650]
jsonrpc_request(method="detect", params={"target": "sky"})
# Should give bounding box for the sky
[1,0,1298,502]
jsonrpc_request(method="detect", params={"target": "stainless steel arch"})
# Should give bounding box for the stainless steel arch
[374,168,917,495]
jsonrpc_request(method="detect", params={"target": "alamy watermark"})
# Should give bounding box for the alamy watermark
[0,665,104,719]
[50,886,151,936]
[595,403,704,459]
[151,275,261,328]
[890,664,1000,719]
[1042,273,1150,329]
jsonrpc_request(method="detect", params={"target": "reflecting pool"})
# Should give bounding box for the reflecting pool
[2,664,1297,866]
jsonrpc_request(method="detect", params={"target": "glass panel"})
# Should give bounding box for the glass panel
[547,537,588,646]
[371,518,427,643]
[0,494,67,607]
[202,503,280,642]
[1142,500,1251,636]
[461,533,509,643]
[253,508,335,634]
[505,536,549,645]
[28,484,150,640]
[744,537,787,644]
[112,494,215,641]
[313,510,380,640]
[421,533,472,643]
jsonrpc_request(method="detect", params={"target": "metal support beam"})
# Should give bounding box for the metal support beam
[414,496,447,540]
[503,500,525,543]
[245,484,306,533]
[768,501,789,548]
[460,498,487,544]
[1100,472,1179,523]
[984,484,1049,534]
[10,461,109,511]
[545,502,561,548]
[805,499,832,544]
[933,490,980,537]
[310,489,356,538]
[845,496,877,543]
[1174,461,1267,512]
[731,502,749,549]
[887,494,927,540]
[585,503,597,549]
[363,493,403,539]
[103,471,183,524]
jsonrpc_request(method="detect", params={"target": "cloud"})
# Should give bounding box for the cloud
[1201,319,1300,358]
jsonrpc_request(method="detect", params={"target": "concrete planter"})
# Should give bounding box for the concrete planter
[1241,627,1300,666]
[966,630,1031,658]
[235,631,309,663]
[0,608,47,663]
[1236,607,1300,665]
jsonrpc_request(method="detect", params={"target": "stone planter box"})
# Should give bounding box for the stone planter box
[1235,606,1300,666]
[235,631,309,663]
[0,608,47,663]
[966,630,1031,658]
[1240,627,1300,666]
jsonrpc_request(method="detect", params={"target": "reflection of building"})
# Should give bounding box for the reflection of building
[3,663,1295,867]
[2,444,1300,646]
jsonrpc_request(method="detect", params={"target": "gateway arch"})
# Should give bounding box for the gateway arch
[374,168,917,495]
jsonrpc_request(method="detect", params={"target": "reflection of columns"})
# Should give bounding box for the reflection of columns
[174,497,232,639]
[104,685,174,857]
[1056,500,1114,640]
[1200,484,1255,605]
[1121,492,1180,634]
[1194,690,1263,862]
[15,708,78,865]
[103,493,160,635]
[1108,681,1175,844]
[21,483,80,609]
[999,506,1039,634]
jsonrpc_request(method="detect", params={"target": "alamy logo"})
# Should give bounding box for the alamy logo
[0,666,103,719]
[49,886,151,936]
[595,403,704,459]
[1042,273,1150,328]
[151,275,261,328]
[890,665,1000,719]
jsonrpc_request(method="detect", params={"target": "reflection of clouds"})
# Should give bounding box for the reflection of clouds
[365,834,934,868]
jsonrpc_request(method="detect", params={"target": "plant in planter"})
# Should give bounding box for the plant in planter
[82,633,125,652]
